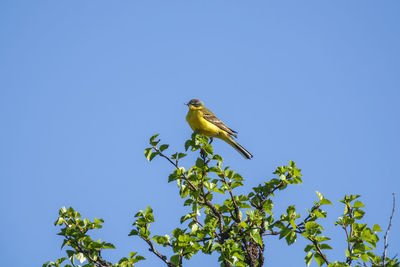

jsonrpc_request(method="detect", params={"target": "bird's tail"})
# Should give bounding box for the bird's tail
[226,136,253,159]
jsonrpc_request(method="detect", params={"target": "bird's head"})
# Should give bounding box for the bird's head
[185,99,204,109]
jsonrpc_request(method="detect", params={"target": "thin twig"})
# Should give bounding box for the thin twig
[63,220,111,266]
[296,205,319,229]
[383,193,396,267]
[200,176,224,234]
[310,238,330,265]
[265,181,286,199]
[198,150,225,236]
[343,225,353,265]
[262,231,280,236]
[142,237,175,267]
[156,145,224,240]
[153,146,198,191]
[228,189,241,223]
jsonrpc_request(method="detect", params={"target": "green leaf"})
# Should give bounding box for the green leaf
[168,172,180,183]
[353,209,365,219]
[372,224,382,232]
[360,253,369,262]
[285,231,297,245]
[208,166,220,173]
[170,255,180,265]
[159,144,169,152]
[345,249,350,258]
[304,244,314,252]
[180,185,190,198]
[314,209,327,218]
[75,253,86,264]
[231,182,244,189]
[328,262,350,267]
[203,143,213,155]
[305,221,321,231]
[251,231,263,247]
[178,153,187,159]
[180,213,195,224]
[184,199,193,206]
[290,219,297,230]
[314,253,325,267]
[316,191,324,201]
[195,158,205,167]
[239,221,248,229]
[145,206,153,216]
[225,170,235,179]
[279,227,291,239]
[59,206,67,214]
[144,148,153,161]
[232,173,243,182]
[212,154,223,162]
[211,242,221,252]
[319,243,332,250]
[66,250,74,258]
[54,217,64,226]
[55,258,66,265]
[94,218,104,224]
[320,198,333,205]
[305,252,313,266]
[353,200,365,208]
[184,140,193,151]
[134,255,146,262]
[153,235,168,245]
[315,236,331,242]
[102,243,116,249]
[212,187,225,194]
[149,134,160,146]
[190,222,199,232]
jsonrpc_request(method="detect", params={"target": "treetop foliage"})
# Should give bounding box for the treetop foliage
[44,133,398,267]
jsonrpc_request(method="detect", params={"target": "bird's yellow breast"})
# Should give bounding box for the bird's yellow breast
[186,108,221,137]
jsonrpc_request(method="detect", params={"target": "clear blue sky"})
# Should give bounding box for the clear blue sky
[1,1,399,266]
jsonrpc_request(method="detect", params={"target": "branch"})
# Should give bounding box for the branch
[249,181,285,210]
[262,231,280,236]
[142,237,175,267]
[63,221,112,267]
[198,150,224,236]
[153,146,198,191]
[200,178,224,234]
[156,145,225,242]
[265,180,286,199]
[310,238,330,265]
[218,169,240,223]
[296,205,319,230]
[343,225,353,265]
[383,193,396,267]
[228,189,241,222]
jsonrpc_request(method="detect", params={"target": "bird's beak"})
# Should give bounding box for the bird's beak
[184,103,188,106]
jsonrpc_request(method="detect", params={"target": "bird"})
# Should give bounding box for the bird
[185,99,253,159]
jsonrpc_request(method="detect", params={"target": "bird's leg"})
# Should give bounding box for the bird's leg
[208,134,219,144]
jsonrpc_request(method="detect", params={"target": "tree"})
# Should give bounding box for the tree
[44,133,398,267]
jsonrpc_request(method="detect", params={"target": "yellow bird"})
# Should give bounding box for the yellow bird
[185,99,253,159]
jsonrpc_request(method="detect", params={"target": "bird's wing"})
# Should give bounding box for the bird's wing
[202,107,238,137]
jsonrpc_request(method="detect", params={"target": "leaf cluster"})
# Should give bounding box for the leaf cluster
[43,207,144,267]
[45,133,398,267]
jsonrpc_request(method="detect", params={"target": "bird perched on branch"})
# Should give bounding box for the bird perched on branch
[185,99,253,159]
